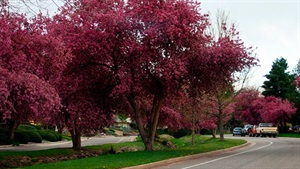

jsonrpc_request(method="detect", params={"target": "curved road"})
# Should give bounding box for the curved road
[155,136,300,169]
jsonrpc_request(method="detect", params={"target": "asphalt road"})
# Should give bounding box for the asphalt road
[0,135,137,151]
[154,136,300,169]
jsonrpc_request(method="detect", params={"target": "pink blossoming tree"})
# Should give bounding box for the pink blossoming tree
[0,9,69,142]
[46,0,256,150]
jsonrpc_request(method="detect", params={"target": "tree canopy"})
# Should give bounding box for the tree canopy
[1,0,257,150]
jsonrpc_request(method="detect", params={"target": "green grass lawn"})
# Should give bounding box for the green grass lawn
[0,148,74,160]
[19,135,246,169]
[278,133,300,138]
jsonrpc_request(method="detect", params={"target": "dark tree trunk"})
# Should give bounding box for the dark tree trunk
[219,117,224,141]
[70,127,81,150]
[191,113,195,145]
[57,124,63,134]
[8,120,19,143]
[218,109,224,141]
[217,97,225,142]
[148,86,164,149]
[211,128,216,138]
[128,82,164,151]
[128,96,153,151]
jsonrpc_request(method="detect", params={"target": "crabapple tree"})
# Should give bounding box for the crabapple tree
[235,89,296,132]
[0,9,69,142]
[48,0,256,150]
[234,88,262,124]
[0,69,61,142]
[47,0,126,149]
[254,96,296,132]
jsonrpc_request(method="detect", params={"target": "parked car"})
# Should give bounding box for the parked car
[256,123,278,137]
[233,127,242,136]
[241,124,253,136]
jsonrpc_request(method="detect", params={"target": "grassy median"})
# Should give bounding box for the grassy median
[11,135,246,169]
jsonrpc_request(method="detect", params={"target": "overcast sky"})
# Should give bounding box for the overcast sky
[200,0,300,89]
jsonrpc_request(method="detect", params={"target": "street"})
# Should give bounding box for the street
[155,136,300,169]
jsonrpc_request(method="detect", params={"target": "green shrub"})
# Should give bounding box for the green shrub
[13,140,20,146]
[24,131,42,143]
[14,131,30,144]
[38,130,58,142]
[172,129,192,138]
[129,123,137,130]
[45,132,57,142]
[38,130,46,138]
[200,129,211,135]
[156,129,169,135]
[47,130,62,141]
[104,128,116,136]
[17,124,39,131]
[0,127,9,135]
[0,134,8,145]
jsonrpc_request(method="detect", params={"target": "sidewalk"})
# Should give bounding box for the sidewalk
[0,135,135,151]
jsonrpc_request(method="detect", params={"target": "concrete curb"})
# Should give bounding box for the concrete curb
[123,141,254,169]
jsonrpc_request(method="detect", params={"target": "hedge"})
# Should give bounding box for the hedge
[24,130,43,143]
[14,131,30,144]
[38,130,59,142]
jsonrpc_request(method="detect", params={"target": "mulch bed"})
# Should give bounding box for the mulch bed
[0,148,102,168]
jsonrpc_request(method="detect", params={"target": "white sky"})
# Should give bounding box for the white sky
[200,0,300,89]
[18,0,300,90]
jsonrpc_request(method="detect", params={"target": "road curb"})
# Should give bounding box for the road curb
[123,141,253,169]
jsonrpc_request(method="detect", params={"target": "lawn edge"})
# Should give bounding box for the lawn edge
[123,141,253,169]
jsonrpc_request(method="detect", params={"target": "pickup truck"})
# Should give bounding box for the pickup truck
[255,123,278,138]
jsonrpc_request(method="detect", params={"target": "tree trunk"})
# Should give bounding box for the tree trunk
[8,120,19,143]
[219,111,224,142]
[217,97,225,142]
[70,127,81,150]
[191,113,195,145]
[148,86,164,149]
[128,96,153,151]
[128,83,164,151]
[211,128,216,138]
[57,124,63,134]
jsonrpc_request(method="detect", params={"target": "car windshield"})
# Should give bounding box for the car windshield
[234,128,242,130]
[260,123,273,127]
[245,125,253,128]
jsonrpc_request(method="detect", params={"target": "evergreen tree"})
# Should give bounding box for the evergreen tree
[262,57,295,100]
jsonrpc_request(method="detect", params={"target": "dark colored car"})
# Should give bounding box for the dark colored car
[242,124,253,136]
[233,127,242,136]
